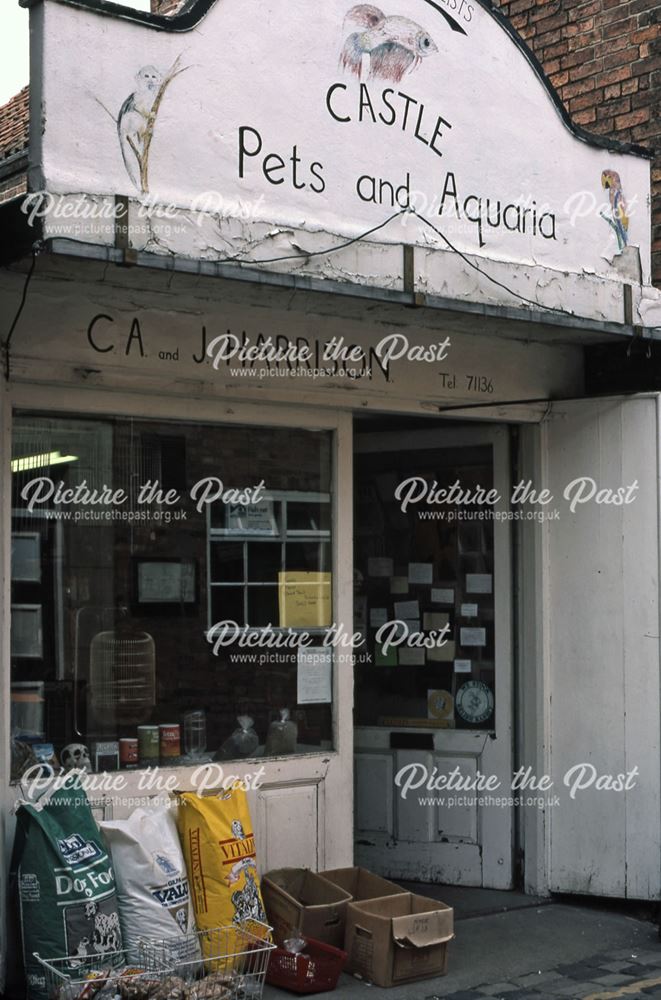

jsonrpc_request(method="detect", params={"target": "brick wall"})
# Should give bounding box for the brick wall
[493,0,660,284]
[0,86,29,208]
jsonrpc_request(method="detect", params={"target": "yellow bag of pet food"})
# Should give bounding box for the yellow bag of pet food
[176,790,268,944]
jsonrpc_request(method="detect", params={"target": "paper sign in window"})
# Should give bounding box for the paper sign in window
[466,574,492,594]
[432,588,454,604]
[428,641,456,662]
[408,563,433,584]
[226,499,276,534]
[423,612,449,630]
[394,600,419,620]
[460,627,486,647]
[297,647,332,704]
[278,571,332,628]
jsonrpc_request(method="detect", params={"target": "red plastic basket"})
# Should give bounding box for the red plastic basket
[265,937,347,994]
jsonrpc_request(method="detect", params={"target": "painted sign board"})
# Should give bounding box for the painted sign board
[28,0,652,285]
[0,265,584,410]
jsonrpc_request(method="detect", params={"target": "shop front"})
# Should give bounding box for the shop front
[2,0,661,988]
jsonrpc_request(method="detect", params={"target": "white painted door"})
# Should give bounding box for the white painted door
[353,424,513,889]
[544,397,661,899]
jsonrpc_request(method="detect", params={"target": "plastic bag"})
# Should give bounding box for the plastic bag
[265,710,297,757]
[220,716,259,759]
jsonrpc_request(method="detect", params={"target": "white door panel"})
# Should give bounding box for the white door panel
[355,753,394,835]
[545,397,661,899]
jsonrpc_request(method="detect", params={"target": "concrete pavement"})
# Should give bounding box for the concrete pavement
[263,890,661,1000]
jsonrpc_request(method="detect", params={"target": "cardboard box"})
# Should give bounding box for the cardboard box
[344,892,454,988]
[262,868,352,948]
[319,866,404,902]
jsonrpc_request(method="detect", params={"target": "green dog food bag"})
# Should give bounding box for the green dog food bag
[12,779,124,1000]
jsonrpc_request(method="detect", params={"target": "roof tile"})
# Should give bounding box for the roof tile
[0,85,29,162]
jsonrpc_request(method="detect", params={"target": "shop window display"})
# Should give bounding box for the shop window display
[9,413,334,778]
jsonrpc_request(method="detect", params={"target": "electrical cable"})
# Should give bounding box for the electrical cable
[49,207,596,322]
[412,208,573,317]
[229,208,409,264]
[3,245,39,381]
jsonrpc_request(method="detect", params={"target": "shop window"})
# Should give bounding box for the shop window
[9,413,334,779]
[354,445,496,731]
[208,491,331,626]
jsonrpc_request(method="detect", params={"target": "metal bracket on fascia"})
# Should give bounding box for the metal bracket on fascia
[403,244,426,307]
[114,194,138,266]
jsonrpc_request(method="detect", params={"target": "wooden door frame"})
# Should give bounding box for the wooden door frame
[354,421,515,889]
[2,384,355,875]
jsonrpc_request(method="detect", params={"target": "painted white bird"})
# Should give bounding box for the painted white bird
[341,5,442,82]
[117,65,162,189]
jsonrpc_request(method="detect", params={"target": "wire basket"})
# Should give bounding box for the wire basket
[33,948,168,1000]
[138,922,276,1000]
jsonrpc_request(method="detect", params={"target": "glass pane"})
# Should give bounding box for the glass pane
[287,501,331,533]
[247,542,283,583]
[286,542,331,573]
[354,444,496,732]
[247,587,279,627]
[210,542,244,582]
[210,585,244,626]
[9,414,334,775]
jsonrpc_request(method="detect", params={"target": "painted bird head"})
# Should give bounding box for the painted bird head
[136,65,162,94]
[601,169,622,195]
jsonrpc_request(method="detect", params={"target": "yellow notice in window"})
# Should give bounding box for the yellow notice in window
[278,571,332,628]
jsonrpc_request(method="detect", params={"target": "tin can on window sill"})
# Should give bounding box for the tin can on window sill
[138,724,159,766]
[159,723,181,761]
[120,737,139,769]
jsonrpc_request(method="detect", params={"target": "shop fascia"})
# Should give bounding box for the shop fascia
[23,0,660,332]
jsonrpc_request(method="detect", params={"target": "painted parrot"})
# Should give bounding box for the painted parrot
[601,169,629,252]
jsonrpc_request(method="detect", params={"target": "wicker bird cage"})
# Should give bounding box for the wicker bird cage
[88,628,156,726]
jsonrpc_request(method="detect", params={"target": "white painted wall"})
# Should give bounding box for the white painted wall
[545,396,661,899]
[25,0,655,322]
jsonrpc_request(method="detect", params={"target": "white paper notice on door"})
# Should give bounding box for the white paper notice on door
[408,563,433,585]
[423,612,449,630]
[394,600,420,619]
[297,648,332,704]
[431,588,455,604]
[466,574,493,594]
[460,628,487,647]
